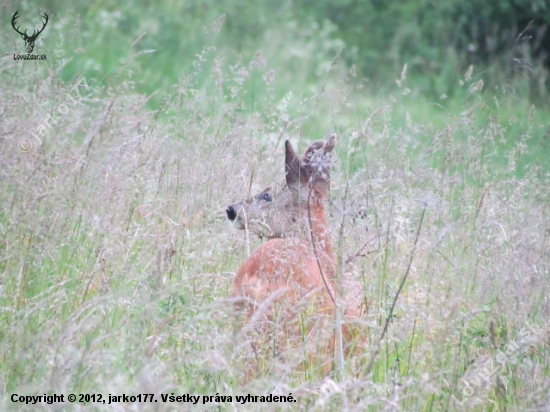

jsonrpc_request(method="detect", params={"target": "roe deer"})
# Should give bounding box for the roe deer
[228,136,366,378]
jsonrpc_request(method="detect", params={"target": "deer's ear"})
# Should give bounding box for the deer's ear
[303,135,336,182]
[303,135,336,166]
[285,140,302,188]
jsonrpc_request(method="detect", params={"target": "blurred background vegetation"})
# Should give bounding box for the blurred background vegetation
[4,0,549,104]
[1,0,549,180]
[2,0,550,175]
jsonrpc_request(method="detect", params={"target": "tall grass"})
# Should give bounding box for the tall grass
[1,14,549,412]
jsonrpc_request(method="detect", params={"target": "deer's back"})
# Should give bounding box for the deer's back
[232,238,335,315]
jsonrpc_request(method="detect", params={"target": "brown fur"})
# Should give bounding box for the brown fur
[228,136,365,378]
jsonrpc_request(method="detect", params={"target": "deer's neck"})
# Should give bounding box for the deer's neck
[306,193,334,264]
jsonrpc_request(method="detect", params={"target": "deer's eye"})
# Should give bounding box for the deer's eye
[261,193,272,202]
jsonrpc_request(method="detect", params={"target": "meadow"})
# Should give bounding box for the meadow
[1,1,549,410]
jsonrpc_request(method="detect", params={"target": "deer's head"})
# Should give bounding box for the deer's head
[227,135,336,239]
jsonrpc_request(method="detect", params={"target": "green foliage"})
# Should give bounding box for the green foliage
[296,0,550,100]
[6,0,548,106]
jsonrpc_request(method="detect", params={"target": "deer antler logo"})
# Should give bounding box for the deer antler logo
[11,10,49,54]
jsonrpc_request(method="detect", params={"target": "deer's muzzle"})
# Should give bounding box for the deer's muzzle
[226,203,246,230]
[226,205,237,221]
